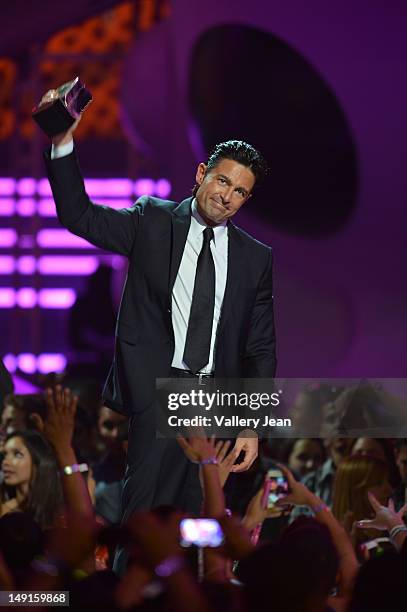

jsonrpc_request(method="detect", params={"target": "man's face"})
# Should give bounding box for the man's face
[195,158,255,226]
[395,446,407,484]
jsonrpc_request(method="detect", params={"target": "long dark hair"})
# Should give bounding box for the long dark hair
[2,430,63,529]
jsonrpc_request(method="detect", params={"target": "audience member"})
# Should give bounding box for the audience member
[332,455,393,554]
[1,430,63,529]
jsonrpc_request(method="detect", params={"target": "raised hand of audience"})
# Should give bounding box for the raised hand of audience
[357,492,407,531]
[177,432,218,463]
[44,385,78,452]
[44,385,93,519]
[242,478,286,531]
[214,440,238,487]
[273,463,317,508]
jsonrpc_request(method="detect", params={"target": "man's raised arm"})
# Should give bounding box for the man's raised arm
[41,90,141,257]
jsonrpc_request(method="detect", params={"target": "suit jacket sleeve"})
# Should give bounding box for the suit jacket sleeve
[44,148,142,256]
[242,247,277,377]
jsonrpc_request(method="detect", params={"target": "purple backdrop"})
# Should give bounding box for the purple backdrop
[120,0,407,377]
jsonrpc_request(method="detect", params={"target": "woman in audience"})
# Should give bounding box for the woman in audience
[351,437,400,485]
[332,454,393,554]
[0,430,63,529]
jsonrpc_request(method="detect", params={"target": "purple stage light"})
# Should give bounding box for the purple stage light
[37,255,99,275]
[37,198,56,217]
[37,228,95,249]
[0,288,15,307]
[37,178,52,196]
[38,288,76,308]
[37,353,67,373]
[3,354,17,374]
[0,178,15,196]
[155,179,171,198]
[134,179,155,197]
[16,198,36,217]
[84,178,133,197]
[17,256,36,275]
[0,198,15,216]
[17,287,37,308]
[0,229,18,248]
[12,375,41,394]
[0,256,16,274]
[17,178,36,196]
[17,353,36,374]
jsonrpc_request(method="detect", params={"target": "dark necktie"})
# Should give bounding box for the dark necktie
[183,227,215,374]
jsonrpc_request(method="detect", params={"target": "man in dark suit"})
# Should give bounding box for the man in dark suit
[43,107,276,569]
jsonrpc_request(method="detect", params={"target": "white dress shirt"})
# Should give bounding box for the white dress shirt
[51,142,229,373]
[171,200,228,373]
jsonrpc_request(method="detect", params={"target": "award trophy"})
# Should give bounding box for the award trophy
[32,77,92,137]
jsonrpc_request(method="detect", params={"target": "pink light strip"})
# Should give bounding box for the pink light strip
[0,178,15,196]
[17,178,36,196]
[134,179,155,197]
[0,288,15,307]
[38,288,77,308]
[37,229,95,249]
[84,178,133,197]
[3,354,17,373]
[0,256,101,276]
[0,229,18,247]
[3,353,67,374]
[37,199,56,217]
[0,256,16,274]
[37,255,99,275]
[16,198,36,217]
[37,353,67,373]
[17,256,36,275]
[18,353,37,374]
[16,288,37,308]
[37,178,52,196]
[0,288,77,308]
[0,198,15,216]
[155,179,171,198]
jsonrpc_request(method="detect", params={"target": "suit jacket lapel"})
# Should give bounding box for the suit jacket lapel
[169,197,192,294]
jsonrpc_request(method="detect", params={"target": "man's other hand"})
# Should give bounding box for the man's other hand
[230,431,258,472]
[39,89,81,146]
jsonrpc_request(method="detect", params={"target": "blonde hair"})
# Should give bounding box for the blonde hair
[332,455,389,543]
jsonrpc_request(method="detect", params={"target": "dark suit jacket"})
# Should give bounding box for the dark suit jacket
[45,151,277,416]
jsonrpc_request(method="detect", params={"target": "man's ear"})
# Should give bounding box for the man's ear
[195,163,207,185]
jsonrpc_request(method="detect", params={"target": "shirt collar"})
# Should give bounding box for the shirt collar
[191,199,227,246]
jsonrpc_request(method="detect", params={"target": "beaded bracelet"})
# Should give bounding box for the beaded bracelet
[200,458,219,466]
[389,525,407,540]
[62,463,89,475]
[312,503,330,515]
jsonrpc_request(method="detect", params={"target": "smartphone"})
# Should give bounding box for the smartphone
[265,468,290,508]
[179,518,224,548]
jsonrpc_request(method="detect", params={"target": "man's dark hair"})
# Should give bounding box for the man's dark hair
[192,140,269,196]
